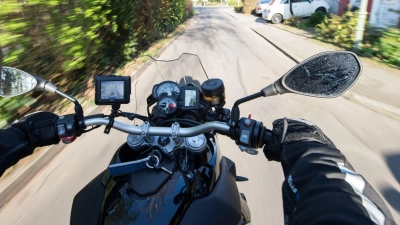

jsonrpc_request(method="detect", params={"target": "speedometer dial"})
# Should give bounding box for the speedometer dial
[156,81,180,98]
[157,97,177,115]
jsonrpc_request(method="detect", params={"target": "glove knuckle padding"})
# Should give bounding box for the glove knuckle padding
[14,112,60,147]
[279,118,335,148]
[264,117,336,162]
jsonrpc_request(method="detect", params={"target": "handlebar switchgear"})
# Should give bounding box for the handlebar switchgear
[56,114,79,144]
[235,117,267,149]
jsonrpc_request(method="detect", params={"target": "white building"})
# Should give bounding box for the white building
[369,0,400,28]
[323,0,399,28]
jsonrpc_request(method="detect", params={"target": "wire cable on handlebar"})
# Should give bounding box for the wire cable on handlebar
[133,73,140,126]
[81,125,101,133]
[160,119,202,127]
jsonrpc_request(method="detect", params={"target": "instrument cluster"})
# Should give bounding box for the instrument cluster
[151,81,201,118]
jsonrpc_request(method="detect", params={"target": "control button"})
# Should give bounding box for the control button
[57,124,66,136]
[66,123,73,130]
[240,130,250,145]
[244,118,252,127]
[238,145,258,155]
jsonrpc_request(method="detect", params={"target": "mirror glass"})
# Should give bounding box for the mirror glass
[283,52,361,98]
[0,67,37,97]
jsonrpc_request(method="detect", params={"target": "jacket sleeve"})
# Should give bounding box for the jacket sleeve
[0,127,35,177]
[280,141,396,225]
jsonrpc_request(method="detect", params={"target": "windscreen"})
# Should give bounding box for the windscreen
[146,53,209,89]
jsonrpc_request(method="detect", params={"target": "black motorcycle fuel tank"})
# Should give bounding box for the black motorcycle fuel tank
[98,143,189,224]
[93,138,242,225]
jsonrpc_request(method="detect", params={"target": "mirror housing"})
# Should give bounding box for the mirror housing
[261,51,362,98]
[32,75,58,93]
[0,66,86,129]
[0,67,37,97]
[0,67,60,98]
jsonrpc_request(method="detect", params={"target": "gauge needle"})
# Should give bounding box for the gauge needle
[161,88,172,95]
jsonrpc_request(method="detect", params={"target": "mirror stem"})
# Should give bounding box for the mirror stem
[55,89,77,103]
[231,92,263,126]
[55,90,86,130]
[233,92,263,108]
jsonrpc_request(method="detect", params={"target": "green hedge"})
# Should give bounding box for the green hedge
[234,5,244,13]
[371,28,400,66]
[0,0,193,128]
[315,7,358,48]
[315,5,400,67]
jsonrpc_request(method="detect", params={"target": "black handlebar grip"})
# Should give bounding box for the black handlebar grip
[263,129,273,147]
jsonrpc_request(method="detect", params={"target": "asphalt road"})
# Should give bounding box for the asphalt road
[1,7,399,225]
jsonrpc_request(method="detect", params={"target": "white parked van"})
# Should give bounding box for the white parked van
[262,0,330,24]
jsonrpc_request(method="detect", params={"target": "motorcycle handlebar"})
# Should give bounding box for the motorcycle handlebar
[84,118,231,137]
[73,117,273,150]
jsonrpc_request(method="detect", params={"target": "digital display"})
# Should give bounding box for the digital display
[101,81,124,100]
[185,90,197,106]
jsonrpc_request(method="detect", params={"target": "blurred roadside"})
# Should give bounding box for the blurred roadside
[0,0,194,128]
[0,0,196,209]
[0,15,194,208]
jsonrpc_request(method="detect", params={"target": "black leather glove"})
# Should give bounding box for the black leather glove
[10,111,60,147]
[263,117,335,162]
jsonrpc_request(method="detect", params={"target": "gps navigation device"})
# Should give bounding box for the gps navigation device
[95,75,131,105]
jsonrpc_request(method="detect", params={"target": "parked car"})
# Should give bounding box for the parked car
[262,0,330,24]
[255,0,271,15]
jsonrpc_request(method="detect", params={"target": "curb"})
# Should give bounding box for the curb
[224,12,300,64]
[0,16,196,210]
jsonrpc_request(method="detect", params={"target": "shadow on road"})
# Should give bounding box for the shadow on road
[255,17,266,24]
[385,152,400,184]
[381,187,400,213]
[381,153,400,213]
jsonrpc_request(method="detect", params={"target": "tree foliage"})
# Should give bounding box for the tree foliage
[315,5,400,67]
[0,0,193,127]
[315,6,358,48]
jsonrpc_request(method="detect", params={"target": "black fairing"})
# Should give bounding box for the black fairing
[179,156,241,225]
[70,171,106,225]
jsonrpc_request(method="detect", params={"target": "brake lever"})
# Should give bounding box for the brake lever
[238,145,258,155]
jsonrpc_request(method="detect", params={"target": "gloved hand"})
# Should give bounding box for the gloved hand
[10,111,60,147]
[263,117,335,162]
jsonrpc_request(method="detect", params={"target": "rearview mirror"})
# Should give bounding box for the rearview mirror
[282,51,362,98]
[261,51,362,98]
[0,67,37,97]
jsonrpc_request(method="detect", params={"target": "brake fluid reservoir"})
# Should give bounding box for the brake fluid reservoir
[185,134,208,167]
[200,78,225,107]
